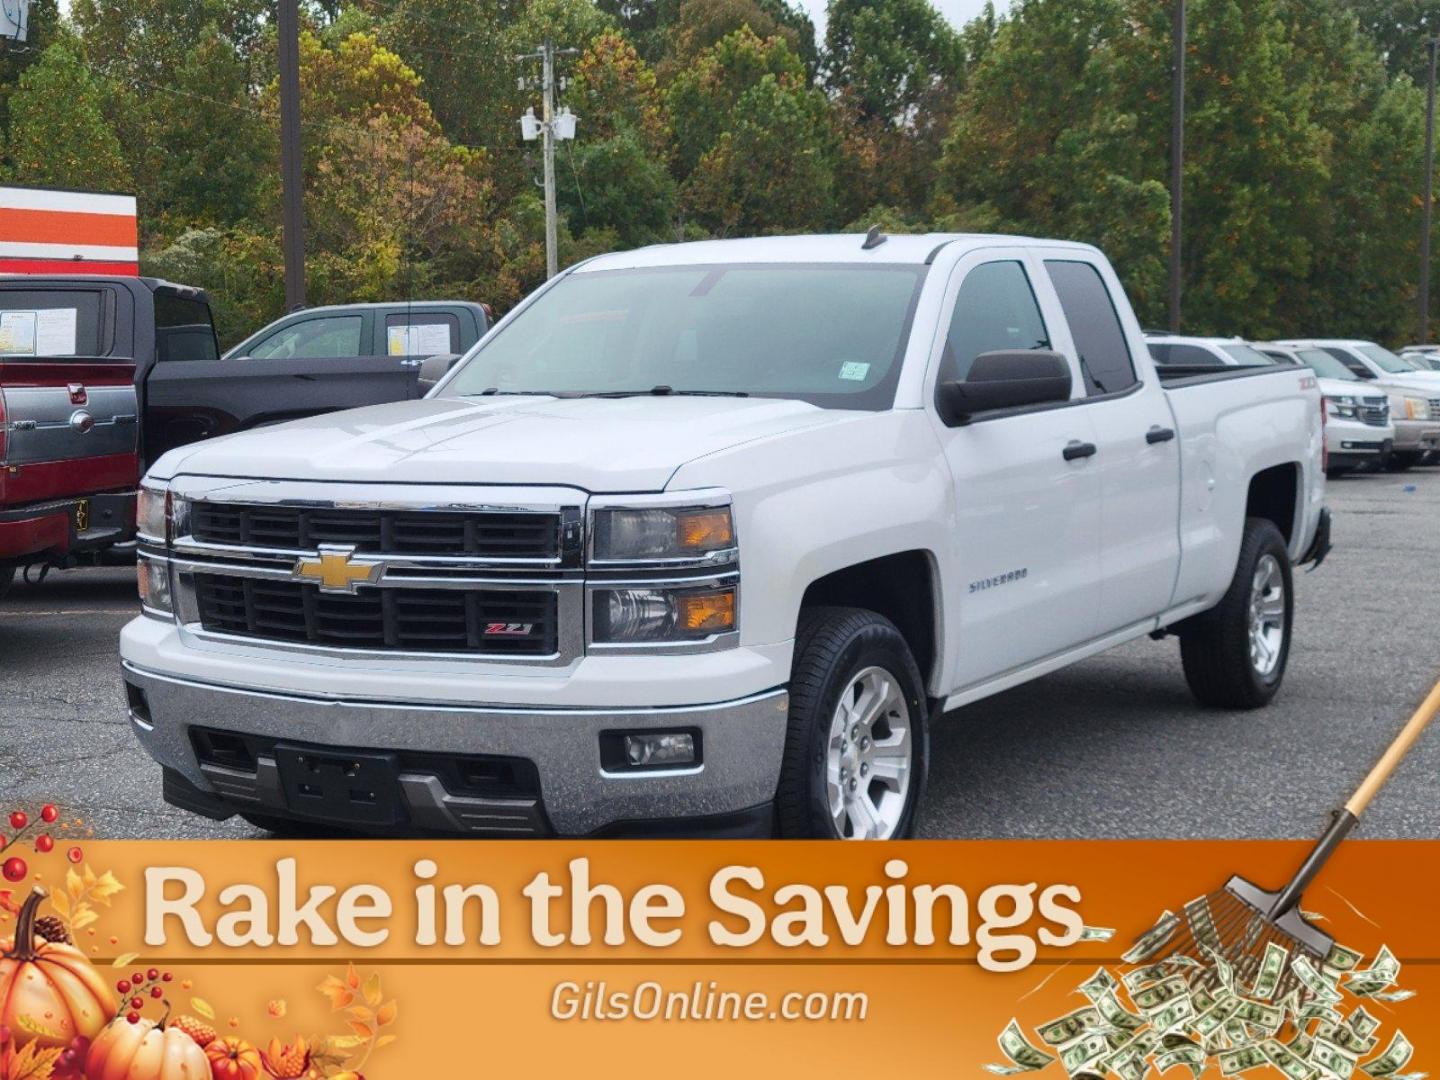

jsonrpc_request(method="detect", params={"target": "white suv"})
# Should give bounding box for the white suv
[1260,345,1394,476]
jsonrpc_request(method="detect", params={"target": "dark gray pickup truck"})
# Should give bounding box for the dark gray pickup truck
[0,281,490,468]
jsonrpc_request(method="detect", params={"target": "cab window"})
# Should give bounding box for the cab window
[938,261,1050,383]
[1044,260,1138,395]
[249,315,364,360]
[0,288,103,357]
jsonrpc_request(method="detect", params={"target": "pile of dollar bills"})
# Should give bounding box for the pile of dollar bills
[986,905,1419,1080]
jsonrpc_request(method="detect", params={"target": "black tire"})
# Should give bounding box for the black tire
[1179,518,1294,710]
[1387,451,1422,472]
[776,607,929,839]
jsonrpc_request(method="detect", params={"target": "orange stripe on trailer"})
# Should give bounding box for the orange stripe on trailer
[0,207,137,247]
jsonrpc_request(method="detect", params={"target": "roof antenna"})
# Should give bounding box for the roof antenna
[862,224,888,251]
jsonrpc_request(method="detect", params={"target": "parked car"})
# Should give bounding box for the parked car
[1146,333,1282,370]
[1398,345,1440,371]
[1260,345,1394,476]
[123,234,1328,839]
[1272,339,1440,470]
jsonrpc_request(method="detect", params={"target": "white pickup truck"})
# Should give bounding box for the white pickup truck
[121,234,1329,840]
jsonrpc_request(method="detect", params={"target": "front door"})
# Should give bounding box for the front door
[928,251,1103,689]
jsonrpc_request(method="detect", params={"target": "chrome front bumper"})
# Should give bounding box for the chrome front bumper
[122,663,789,836]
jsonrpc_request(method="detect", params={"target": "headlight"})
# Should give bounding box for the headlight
[137,556,173,616]
[1325,395,1358,419]
[137,485,169,542]
[1393,396,1432,420]
[591,505,735,564]
[593,586,737,644]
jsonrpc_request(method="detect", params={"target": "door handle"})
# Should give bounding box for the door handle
[1146,426,1176,444]
[1063,440,1098,461]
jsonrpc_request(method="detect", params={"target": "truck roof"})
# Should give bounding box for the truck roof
[270,300,486,315]
[575,233,1100,271]
[0,273,210,303]
[1270,339,1379,349]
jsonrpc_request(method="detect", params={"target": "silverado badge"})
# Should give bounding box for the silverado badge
[292,545,387,594]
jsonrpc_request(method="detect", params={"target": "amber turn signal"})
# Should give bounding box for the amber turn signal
[677,509,734,551]
[677,589,736,633]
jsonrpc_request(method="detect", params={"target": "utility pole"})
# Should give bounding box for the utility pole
[1420,37,1439,344]
[517,41,579,280]
[278,0,307,311]
[1168,0,1185,333]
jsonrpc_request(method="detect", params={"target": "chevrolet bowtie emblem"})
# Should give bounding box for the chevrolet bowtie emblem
[292,545,387,594]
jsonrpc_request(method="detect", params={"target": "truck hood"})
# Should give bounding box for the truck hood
[157,395,855,492]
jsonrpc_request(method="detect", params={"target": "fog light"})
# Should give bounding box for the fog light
[138,557,173,616]
[623,733,696,768]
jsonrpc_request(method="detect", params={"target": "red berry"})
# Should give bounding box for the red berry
[150,986,163,999]
[40,805,58,824]
[130,996,143,1010]
[35,835,53,853]
[2,857,26,882]
[116,980,130,994]
[66,846,82,864]
[131,972,144,985]
[126,1012,140,1025]
[147,968,159,981]
[8,812,26,831]
[161,972,173,982]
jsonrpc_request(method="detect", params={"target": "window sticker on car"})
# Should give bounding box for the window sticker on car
[387,322,451,356]
[0,308,81,356]
[839,361,870,381]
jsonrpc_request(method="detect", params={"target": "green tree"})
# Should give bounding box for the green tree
[824,0,965,123]
[4,37,132,193]
[1344,0,1438,83]
[0,0,60,141]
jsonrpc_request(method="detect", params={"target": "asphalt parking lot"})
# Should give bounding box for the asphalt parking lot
[2,466,1437,841]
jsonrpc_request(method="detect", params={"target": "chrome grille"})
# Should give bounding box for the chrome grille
[1359,397,1390,426]
[1430,398,1440,421]
[190,503,561,560]
[193,574,558,656]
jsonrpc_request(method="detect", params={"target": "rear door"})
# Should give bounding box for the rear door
[0,283,139,506]
[381,308,464,358]
[144,307,420,463]
[1039,257,1180,634]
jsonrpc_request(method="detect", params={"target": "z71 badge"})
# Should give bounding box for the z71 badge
[485,622,536,637]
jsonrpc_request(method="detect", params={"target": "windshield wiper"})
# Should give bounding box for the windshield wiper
[568,386,751,399]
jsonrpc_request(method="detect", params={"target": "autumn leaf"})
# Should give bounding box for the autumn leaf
[346,1021,373,1040]
[70,908,98,932]
[65,869,83,902]
[111,952,138,968]
[4,1041,63,1080]
[14,1014,64,1041]
[317,975,354,1011]
[344,1006,372,1023]
[361,972,382,1007]
[344,963,360,990]
[90,871,125,905]
[323,1035,366,1053]
[375,1034,397,1050]
[375,1000,397,1027]
[191,998,216,1020]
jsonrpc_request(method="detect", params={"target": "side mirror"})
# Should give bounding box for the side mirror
[936,350,1073,426]
[417,353,462,394]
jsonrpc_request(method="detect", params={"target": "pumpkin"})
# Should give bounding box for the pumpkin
[0,888,115,1049]
[206,1036,263,1080]
[86,1012,210,1080]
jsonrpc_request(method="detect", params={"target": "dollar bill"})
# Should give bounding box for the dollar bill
[1263,1038,1319,1080]
[1094,990,1145,1033]
[1325,943,1365,973]
[1361,1032,1414,1078]
[1123,912,1180,965]
[1220,1045,1269,1075]
[987,1019,1057,1075]
[1233,999,1284,1034]
[1319,1021,1379,1058]
[1123,964,1171,992]
[1060,1033,1112,1076]
[1313,1037,1359,1080]
[1132,975,1189,1014]
[1293,955,1345,1005]
[1251,941,1290,1001]
[1156,1044,1206,1078]
[1349,1007,1382,1039]
[1078,967,1119,1003]
[1289,1032,1315,1059]
[1345,947,1400,994]
[1203,944,1237,992]
[1080,925,1116,942]
[1366,989,1416,1003]
[1149,995,1196,1034]
[1185,897,1222,952]
[1037,1007,1104,1047]
[1193,997,1242,1038]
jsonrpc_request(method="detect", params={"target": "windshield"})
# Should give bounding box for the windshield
[1356,344,1416,374]
[1298,348,1358,381]
[1220,343,1278,367]
[444,264,928,410]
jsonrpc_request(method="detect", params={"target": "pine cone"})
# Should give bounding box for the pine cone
[33,915,70,944]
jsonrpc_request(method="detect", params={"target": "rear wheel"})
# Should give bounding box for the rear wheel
[1179,518,1293,709]
[777,607,928,839]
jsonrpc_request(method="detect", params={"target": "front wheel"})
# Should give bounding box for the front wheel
[1179,518,1293,709]
[777,607,929,839]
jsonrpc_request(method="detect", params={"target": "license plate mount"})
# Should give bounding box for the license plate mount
[273,745,404,826]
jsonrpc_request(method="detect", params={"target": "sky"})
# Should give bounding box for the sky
[797,0,1012,38]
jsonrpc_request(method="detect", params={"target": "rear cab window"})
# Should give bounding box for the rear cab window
[0,288,106,358]
[1150,343,1225,367]
[385,311,460,355]
[1044,260,1138,396]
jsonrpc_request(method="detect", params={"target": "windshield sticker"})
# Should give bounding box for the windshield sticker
[387,322,451,356]
[0,310,37,355]
[839,361,871,381]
